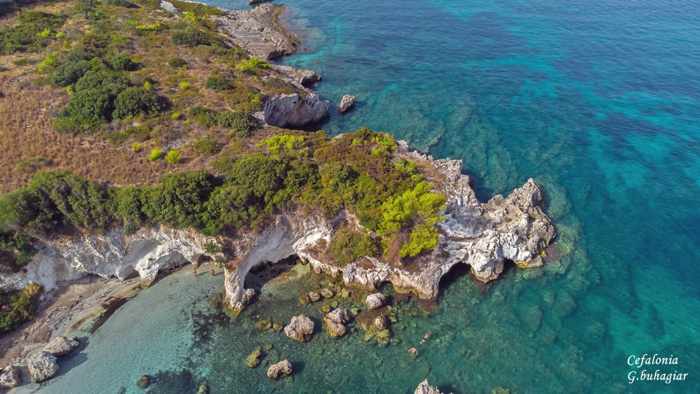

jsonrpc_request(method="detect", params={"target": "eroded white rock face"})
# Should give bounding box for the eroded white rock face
[1,226,221,293]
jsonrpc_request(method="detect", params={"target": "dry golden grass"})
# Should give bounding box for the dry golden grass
[0,0,305,193]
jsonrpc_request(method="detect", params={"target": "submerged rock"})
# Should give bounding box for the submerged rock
[136,374,152,389]
[338,95,356,113]
[366,293,386,310]
[0,365,22,388]
[43,336,79,357]
[245,347,264,368]
[374,315,389,330]
[415,379,443,394]
[266,359,293,380]
[26,351,59,383]
[263,93,330,129]
[284,314,315,342]
[324,308,351,337]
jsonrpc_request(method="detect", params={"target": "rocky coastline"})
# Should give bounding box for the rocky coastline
[0,2,555,390]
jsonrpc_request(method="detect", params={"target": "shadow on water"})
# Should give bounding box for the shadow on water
[244,255,300,294]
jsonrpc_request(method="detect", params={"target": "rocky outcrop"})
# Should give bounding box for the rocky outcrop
[415,379,443,394]
[365,293,386,310]
[215,4,298,60]
[284,314,315,342]
[263,93,330,129]
[1,226,221,293]
[269,64,320,89]
[222,142,555,307]
[43,336,79,357]
[324,308,351,337]
[338,95,356,113]
[26,351,59,383]
[0,365,21,388]
[266,359,293,380]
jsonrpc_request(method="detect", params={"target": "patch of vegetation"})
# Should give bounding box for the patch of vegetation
[205,74,234,91]
[172,27,214,47]
[113,87,167,119]
[148,147,164,161]
[236,57,269,74]
[0,283,42,334]
[192,135,221,155]
[329,226,379,266]
[165,149,181,164]
[168,57,188,68]
[0,230,35,273]
[0,11,66,55]
[190,107,251,137]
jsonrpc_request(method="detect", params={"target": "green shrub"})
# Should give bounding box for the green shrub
[113,87,166,119]
[142,172,218,228]
[165,149,182,164]
[236,57,269,74]
[189,107,250,135]
[193,135,221,155]
[50,58,92,87]
[108,53,139,71]
[105,0,133,7]
[205,74,233,91]
[0,283,43,334]
[216,111,251,137]
[148,147,164,161]
[0,230,35,273]
[329,227,379,266]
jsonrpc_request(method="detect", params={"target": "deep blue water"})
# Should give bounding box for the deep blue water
[40,1,700,393]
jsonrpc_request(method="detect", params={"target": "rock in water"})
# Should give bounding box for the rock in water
[26,352,59,383]
[0,365,22,388]
[136,375,152,389]
[284,314,315,342]
[43,336,80,357]
[263,93,329,129]
[365,293,386,310]
[324,308,351,337]
[415,379,443,394]
[338,95,356,113]
[266,360,293,380]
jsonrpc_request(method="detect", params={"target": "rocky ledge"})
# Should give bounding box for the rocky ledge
[221,141,555,310]
[215,4,299,60]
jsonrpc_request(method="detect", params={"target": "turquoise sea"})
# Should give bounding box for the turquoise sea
[40,0,700,393]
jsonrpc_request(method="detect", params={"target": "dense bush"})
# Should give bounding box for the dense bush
[235,57,269,74]
[0,230,35,273]
[0,11,65,55]
[190,107,251,137]
[1,172,115,236]
[113,87,166,119]
[192,135,221,155]
[108,53,139,71]
[0,283,42,334]
[328,227,379,266]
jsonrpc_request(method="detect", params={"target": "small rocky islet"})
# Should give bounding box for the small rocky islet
[0,0,555,391]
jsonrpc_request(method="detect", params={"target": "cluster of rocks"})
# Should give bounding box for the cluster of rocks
[0,336,79,389]
[266,359,293,380]
[323,307,352,337]
[415,379,443,394]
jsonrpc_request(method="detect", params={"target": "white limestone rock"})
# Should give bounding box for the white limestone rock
[284,314,315,342]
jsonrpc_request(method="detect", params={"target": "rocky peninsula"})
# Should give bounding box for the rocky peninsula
[0,0,555,390]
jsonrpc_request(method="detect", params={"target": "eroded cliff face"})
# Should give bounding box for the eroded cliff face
[1,145,554,311]
[221,142,556,308]
[0,226,220,293]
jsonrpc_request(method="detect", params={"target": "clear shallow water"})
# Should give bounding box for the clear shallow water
[41,0,700,393]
